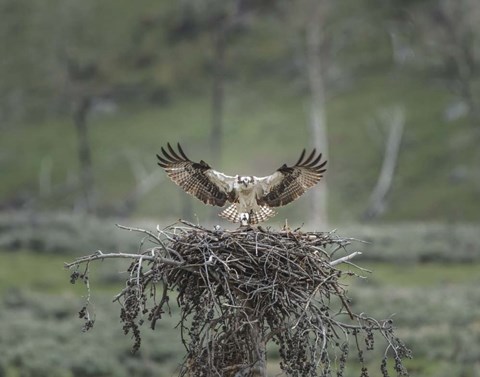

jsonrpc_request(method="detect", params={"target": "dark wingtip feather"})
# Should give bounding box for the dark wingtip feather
[302,149,317,166]
[306,152,322,168]
[177,143,189,160]
[294,149,306,166]
[161,146,175,162]
[167,143,182,160]
[156,153,171,167]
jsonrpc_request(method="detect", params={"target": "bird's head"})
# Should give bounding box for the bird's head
[238,176,254,187]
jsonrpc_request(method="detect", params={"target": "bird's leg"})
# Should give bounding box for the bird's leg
[239,212,250,227]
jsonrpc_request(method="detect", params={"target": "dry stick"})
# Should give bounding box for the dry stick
[329,251,362,266]
[64,251,183,269]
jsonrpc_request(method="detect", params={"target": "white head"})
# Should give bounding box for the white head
[238,175,254,187]
[239,212,250,226]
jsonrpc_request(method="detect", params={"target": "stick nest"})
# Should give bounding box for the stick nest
[68,221,411,377]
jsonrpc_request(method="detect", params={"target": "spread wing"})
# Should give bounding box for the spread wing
[157,143,236,206]
[257,149,327,207]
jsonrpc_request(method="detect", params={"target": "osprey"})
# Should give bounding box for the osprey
[157,143,327,226]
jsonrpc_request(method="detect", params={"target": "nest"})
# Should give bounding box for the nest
[68,221,411,377]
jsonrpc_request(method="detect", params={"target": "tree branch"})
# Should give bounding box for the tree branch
[329,251,362,266]
[64,250,183,269]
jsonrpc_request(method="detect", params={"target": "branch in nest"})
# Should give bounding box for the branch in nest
[330,251,362,266]
[64,250,183,269]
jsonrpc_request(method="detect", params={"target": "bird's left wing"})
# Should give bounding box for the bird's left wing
[157,143,236,206]
[257,149,327,207]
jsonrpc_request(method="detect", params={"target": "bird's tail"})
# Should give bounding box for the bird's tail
[218,204,239,223]
[250,206,276,224]
[219,205,276,224]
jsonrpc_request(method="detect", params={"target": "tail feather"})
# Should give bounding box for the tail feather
[219,204,239,223]
[250,206,276,224]
[219,204,276,224]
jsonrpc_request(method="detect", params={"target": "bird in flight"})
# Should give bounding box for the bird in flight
[157,143,327,226]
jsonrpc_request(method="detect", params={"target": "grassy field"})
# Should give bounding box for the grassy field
[2,3,479,375]
[1,221,479,377]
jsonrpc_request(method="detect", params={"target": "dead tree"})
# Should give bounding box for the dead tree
[210,20,227,167]
[66,221,410,376]
[411,0,480,130]
[209,0,244,167]
[305,0,329,229]
[73,95,96,213]
[65,55,99,214]
[431,0,480,129]
[363,106,405,220]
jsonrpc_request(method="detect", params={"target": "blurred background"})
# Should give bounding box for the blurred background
[0,0,479,376]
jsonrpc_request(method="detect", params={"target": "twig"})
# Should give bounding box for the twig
[329,251,362,266]
[64,251,183,269]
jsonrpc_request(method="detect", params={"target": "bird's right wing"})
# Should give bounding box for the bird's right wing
[257,149,327,207]
[157,143,236,206]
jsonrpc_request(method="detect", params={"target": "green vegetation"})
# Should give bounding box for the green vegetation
[0,220,478,377]
[1,249,477,377]
[2,74,479,222]
[1,0,479,375]
[0,252,123,295]
[0,289,184,377]
[359,262,480,286]
[1,1,479,223]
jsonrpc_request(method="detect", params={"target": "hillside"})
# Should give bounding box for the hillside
[1,72,478,223]
[1,0,479,224]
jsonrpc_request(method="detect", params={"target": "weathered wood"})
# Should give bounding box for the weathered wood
[363,106,405,219]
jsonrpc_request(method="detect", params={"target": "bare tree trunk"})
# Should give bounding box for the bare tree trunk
[208,21,228,224]
[233,295,267,377]
[246,321,267,377]
[456,63,480,130]
[432,4,480,130]
[209,0,244,165]
[306,0,329,229]
[211,26,226,166]
[73,96,96,214]
[116,172,163,217]
[363,106,405,220]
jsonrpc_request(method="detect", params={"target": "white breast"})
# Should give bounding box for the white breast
[235,182,264,212]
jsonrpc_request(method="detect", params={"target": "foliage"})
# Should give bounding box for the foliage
[348,285,480,377]
[1,73,479,223]
[2,212,478,266]
[0,211,142,255]
[341,222,480,263]
[0,289,183,377]
[0,248,477,376]
[0,0,479,222]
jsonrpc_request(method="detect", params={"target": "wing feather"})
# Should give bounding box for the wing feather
[157,143,235,206]
[258,149,327,207]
